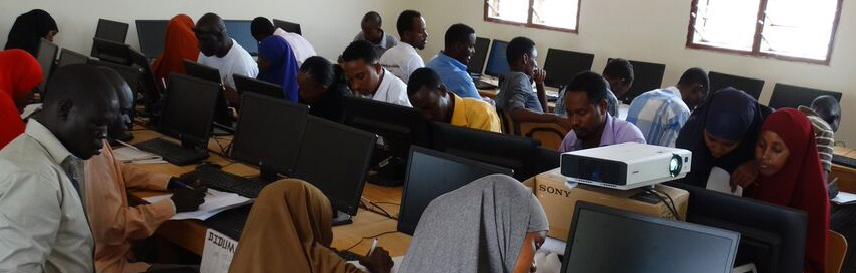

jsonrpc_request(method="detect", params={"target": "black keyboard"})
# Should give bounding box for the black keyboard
[475,80,497,90]
[336,250,363,261]
[204,205,251,240]
[135,138,208,166]
[833,154,856,169]
[188,166,267,198]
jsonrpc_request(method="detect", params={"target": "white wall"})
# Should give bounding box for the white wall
[0,0,404,61]
[410,0,856,145]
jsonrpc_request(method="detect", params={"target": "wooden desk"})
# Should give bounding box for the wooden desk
[127,126,411,257]
[833,147,856,193]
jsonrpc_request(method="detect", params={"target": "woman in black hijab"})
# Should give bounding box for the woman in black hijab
[5,9,59,57]
[675,87,772,188]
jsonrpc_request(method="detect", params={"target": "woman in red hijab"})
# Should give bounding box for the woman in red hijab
[151,14,199,85]
[0,49,43,149]
[747,108,829,273]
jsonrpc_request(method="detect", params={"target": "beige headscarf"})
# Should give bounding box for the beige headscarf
[229,179,362,273]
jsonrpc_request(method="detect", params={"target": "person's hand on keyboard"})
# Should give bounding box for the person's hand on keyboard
[171,187,206,213]
[359,247,393,273]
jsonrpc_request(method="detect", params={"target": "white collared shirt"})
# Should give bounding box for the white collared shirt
[379,42,424,83]
[0,120,94,273]
[364,68,412,107]
[197,38,259,89]
[273,28,317,64]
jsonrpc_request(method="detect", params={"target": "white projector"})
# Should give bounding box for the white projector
[560,143,692,190]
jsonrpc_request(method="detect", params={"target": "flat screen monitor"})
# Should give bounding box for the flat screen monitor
[467,37,491,75]
[561,201,741,273]
[708,71,765,100]
[397,146,512,235]
[272,19,302,35]
[484,39,509,78]
[36,38,58,93]
[612,59,666,104]
[430,122,541,180]
[135,20,169,59]
[91,37,132,65]
[231,92,308,179]
[291,116,377,216]
[233,73,285,100]
[57,49,89,68]
[768,83,842,109]
[95,19,129,43]
[223,20,258,56]
[341,96,429,159]
[127,48,162,116]
[182,60,233,128]
[665,182,808,273]
[543,49,594,88]
[159,73,220,145]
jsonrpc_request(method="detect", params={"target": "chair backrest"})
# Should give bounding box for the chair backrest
[496,107,516,135]
[827,230,847,273]
[519,122,568,151]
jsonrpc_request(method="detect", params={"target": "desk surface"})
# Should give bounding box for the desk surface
[126,127,410,257]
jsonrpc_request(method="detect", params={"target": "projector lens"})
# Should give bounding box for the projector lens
[669,154,682,177]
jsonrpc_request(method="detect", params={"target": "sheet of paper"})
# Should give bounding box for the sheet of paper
[113,146,163,163]
[706,167,743,196]
[347,255,404,273]
[832,191,856,205]
[142,189,252,220]
[200,229,238,273]
[541,237,567,255]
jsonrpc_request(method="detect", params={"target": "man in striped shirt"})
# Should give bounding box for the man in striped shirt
[799,95,841,181]
[626,68,709,147]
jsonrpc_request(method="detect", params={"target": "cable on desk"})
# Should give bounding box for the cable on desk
[643,187,679,220]
[342,230,399,252]
[360,197,395,220]
[374,202,400,206]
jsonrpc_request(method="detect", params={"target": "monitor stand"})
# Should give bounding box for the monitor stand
[367,156,406,186]
[332,210,353,226]
[211,122,234,136]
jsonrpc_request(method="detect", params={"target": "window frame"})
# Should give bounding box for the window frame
[686,0,843,65]
[483,0,581,33]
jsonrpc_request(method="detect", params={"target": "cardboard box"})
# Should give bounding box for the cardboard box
[528,168,689,240]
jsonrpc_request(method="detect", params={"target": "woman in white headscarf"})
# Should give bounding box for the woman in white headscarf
[399,174,549,273]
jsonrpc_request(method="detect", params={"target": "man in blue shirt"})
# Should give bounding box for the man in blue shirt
[626,67,708,147]
[425,24,481,98]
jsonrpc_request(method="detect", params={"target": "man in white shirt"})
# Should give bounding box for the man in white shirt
[342,40,411,107]
[0,64,119,273]
[195,13,258,93]
[250,17,317,64]
[379,10,427,83]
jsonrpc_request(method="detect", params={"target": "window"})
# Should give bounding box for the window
[688,0,842,64]
[485,0,581,32]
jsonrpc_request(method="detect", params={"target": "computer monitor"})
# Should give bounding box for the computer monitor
[430,122,541,180]
[273,19,302,35]
[708,71,765,100]
[484,39,509,78]
[233,73,285,100]
[611,59,666,104]
[397,146,512,235]
[543,49,594,88]
[182,60,234,130]
[467,37,491,75]
[223,20,258,56]
[291,116,377,217]
[135,20,169,59]
[768,83,842,109]
[127,49,162,117]
[57,49,89,68]
[159,73,220,147]
[95,19,129,43]
[665,182,808,273]
[91,37,132,65]
[231,92,309,181]
[36,38,58,93]
[561,201,741,273]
